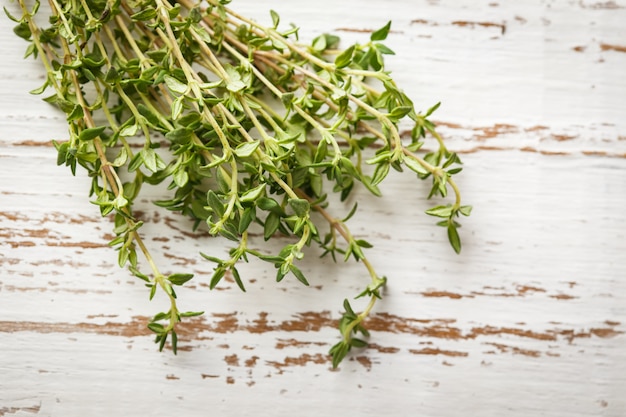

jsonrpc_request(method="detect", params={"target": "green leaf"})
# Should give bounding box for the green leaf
[3,6,20,22]
[443,152,461,169]
[459,205,473,216]
[200,252,224,264]
[370,162,390,186]
[264,212,281,240]
[131,7,157,21]
[171,330,178,355]
[289,265,309,286]
[165,127,192,142]
[281,25,299,37]
[215,168,230,194]
[168,4,181,19]
[238,207,256,233]
[171,97,183,120]
[207,190,225,217]
[388,105,413,121]
[13,22,31,40]
[111,147,128,167]
[350,337,368,348]
[54,141,68,166]
[210,268,226,289]
[164,75,188,94]
[193,24,212,44]
[361,175,382,197]
[105,67,120,83]
[356,276,386,299]
[234,141,260,158]
[119,123,138,137]
[118,246,130,267]
[312,35,327,52]
[141,148,166,172]
[425,205,454,218]
[258,254,285,264]
[149,284,157,300]
[345,240,365,262]
[152,310,169,321]
[448,224,461,254]
[82,52,106,69]
[342,202,359,222]
[173,168,189,187]
[163,281,175,298]
[128,152,144,172]
[168,273,194,286]
[113,194,128,209]
[329,341,350,369]
[355,239,373,249]
[63,59,82,70]
[240,183,265,203]
[424,101,441,117]
[177,112,202,128]
[257,197,281,213]
[180,311,204,317]
[231,267,246,292]
[436,176,448,197]
[270,9,280,28]
[339,157,359,178]
[138,104,161,127]
[147,322,165,334]
[403,157,429,176]
[220,223,242,242]
[188,6,202,22]
[158,332,168,351]
[81,68,96,82]
[335,44,356,69]
[129,266,150,282]
[366,150,393,165]
[78,126,106,141]
[276,267,287,282]
[375,43,395,55]
[29,81,49,95]
[66,105,84,122]
[370,21,391,41]
[227,79,246,93]
[343,299,356,317]
[288,198,310,218]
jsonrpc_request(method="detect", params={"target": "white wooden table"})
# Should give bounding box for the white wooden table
[1,1,625,416]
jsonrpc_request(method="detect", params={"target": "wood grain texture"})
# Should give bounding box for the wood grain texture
[1,1,625,416]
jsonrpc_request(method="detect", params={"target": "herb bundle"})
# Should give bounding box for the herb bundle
[9,0,471,367]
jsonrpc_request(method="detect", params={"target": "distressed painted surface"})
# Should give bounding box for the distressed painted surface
[1,1,625,416]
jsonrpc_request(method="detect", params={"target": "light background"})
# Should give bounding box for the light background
[1,1,625,416]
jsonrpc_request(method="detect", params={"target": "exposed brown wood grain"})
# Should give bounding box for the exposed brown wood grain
[2,1,625,413]
[600,43,626,53]
[0,406,41,416]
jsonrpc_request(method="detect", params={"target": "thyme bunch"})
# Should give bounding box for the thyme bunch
[8,0,471,367]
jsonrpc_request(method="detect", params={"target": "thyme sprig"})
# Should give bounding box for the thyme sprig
[9,0,471,367]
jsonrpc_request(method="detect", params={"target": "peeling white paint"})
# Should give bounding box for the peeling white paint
[1,1,625,416]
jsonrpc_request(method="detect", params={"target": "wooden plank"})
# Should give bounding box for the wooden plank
[1,1,625,416]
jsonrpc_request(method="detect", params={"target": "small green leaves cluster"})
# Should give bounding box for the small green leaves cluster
[11,0,470,368]
[133,268,203,353]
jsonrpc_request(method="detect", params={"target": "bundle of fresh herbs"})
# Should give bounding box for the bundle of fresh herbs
[8,0,471,367]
